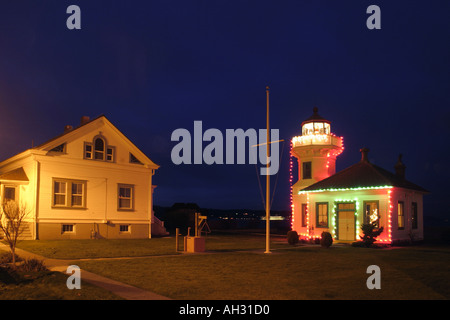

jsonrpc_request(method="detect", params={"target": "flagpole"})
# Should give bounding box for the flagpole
[265,86,271,254]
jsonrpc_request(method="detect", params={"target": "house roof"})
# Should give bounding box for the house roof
[301,148,429,193]
[0,167,29,182]
[33,114,105,150]
[31,114,159,169]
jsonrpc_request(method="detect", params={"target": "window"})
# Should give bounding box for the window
[50,143,66,153]
[3,186,16,203]
[84,136,114,162]
[364,201,380,228]
[301,203,307,227]
[119,225,130,233]
[118,184,134,210]
[84,143,93,159]
[316,202,328,228]
[94,137,105,160]
[398,201,405,230]
[107,147,114,162]
[62,224,74,233]
[130,153,143,165]
[53,179,87,208]
[302,161,312,180]
[53,181,67,206]
[411,202,418,229]
[71,182,84,207]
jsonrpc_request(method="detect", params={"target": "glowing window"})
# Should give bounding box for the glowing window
[301,203,307,227]
[364,201,380,228]
[398,201,405,230]
[316,202,328,228]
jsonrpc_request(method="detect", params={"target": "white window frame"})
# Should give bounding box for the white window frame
[61,224,75,234]
[118,184,134,211]
[52,178,87,209]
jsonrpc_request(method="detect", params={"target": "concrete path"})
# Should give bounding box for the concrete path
[0,243,171,300]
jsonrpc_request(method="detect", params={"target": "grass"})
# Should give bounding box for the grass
[0,269,122,300]
[9,234,450,300]
[15,238,179,259]
[14,234,288,259]
[75,245,450,300]
[0,251,121,300]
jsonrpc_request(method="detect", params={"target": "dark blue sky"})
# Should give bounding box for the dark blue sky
[0,1,449,220]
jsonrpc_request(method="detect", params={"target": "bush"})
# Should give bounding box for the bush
[320,231,333,248]
[287,230,299,245]
[19,258,48,272]
[0,252,22,264]
[360,223,384,247]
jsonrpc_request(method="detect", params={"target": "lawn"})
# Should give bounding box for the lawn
[75,244,450,300]
[15,238,179,259]
[0,269,122,300]
[0,250,122,300]
[10,234,450,300]
[14,234,288,259]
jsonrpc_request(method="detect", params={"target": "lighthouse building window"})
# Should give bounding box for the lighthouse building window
[316,202,328,228]
[302,162,312,180]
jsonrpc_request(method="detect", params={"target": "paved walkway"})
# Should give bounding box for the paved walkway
[0,243,171,300]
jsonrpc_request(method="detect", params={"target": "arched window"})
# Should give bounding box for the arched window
[94,137,105,160]
[84,135,115,162]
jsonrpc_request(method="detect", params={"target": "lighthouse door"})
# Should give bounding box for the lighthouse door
[337,203,356,241]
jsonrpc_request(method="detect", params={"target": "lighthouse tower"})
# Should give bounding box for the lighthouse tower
[291,107,344,194]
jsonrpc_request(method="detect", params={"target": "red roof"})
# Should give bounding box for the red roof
[302,151,428,193]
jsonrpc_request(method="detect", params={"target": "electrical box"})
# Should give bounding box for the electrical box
[184,236,205,253]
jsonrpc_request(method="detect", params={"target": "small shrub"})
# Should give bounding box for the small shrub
[287,230,299,245]
[360,223,384,247]
[0,252,22,264]
[320,231,333,248]
[19,258,48,273]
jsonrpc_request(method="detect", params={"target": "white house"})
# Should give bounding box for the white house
[0,115,167,240]
[291,108,428,244]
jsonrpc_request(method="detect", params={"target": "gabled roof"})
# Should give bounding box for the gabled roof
[32,114,159,169]
[0,167,29,182]
[33,114,105,150]
[302,149,429,193]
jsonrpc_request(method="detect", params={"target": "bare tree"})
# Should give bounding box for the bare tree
[0,201,30,268]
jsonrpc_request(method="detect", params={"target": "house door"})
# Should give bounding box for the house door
[337,203,356,241]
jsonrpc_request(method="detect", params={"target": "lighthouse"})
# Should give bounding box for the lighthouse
[290,108,427,243]
[291,107,344,194]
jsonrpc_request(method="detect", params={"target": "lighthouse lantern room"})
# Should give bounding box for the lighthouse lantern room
[291,107,344,194]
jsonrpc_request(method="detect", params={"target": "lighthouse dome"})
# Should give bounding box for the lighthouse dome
[301,107,331,136]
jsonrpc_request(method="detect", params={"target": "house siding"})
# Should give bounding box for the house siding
[37,222,149,240]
